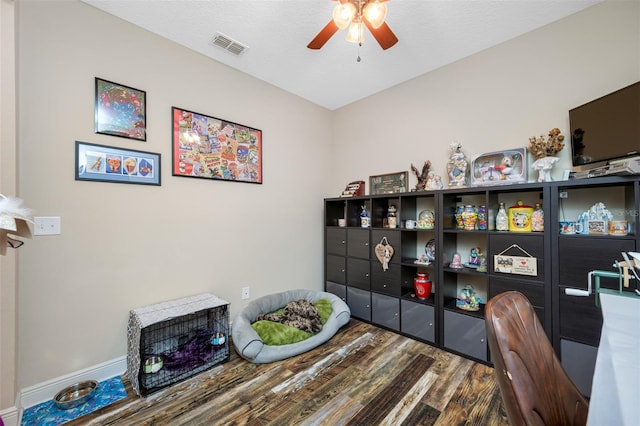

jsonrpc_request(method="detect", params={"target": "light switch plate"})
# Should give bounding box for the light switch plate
[33,216,61,235]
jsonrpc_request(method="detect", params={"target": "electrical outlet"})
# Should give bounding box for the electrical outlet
[241,287,250,300]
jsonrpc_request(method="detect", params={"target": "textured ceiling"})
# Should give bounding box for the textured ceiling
[83,0,601,110]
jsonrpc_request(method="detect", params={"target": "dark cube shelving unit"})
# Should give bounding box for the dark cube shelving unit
[325,175,640,397]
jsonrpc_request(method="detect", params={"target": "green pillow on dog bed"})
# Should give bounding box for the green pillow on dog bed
[251,299,333,346]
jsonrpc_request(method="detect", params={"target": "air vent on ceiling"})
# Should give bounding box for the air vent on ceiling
[210,32,248,56]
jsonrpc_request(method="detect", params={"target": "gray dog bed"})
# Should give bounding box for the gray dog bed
[231,289,351,363]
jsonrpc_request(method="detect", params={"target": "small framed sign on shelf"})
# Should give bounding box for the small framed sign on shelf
[369,171,408,195]
[340,181,365,197]
[588,220,607,235]
[493,244,537,277]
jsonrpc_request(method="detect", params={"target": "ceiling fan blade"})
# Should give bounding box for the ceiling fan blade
[364,20,398,50]
[307,20,339,49]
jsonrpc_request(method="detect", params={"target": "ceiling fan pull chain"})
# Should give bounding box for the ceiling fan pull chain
[357,41,362,62]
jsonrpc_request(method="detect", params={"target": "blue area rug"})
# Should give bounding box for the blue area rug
[21,376,127,425]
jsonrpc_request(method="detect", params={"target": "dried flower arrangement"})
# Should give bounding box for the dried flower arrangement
[527,128,565,159]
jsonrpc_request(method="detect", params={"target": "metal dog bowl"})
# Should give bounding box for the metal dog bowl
[53,380,98,410]
[144,356,164,374]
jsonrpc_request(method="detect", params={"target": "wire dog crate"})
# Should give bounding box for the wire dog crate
[126,293,230,396]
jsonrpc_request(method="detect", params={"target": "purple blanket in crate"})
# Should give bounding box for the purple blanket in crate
[159,329,220,371]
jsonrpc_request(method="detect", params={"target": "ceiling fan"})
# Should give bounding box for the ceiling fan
[307,0,398,50]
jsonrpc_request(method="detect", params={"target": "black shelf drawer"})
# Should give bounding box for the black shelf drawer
[347,287,371,321]
[444,309,487,362]
[558,237,635,288]
[326,254,346,284]
[326,281,346,302]
[347,258,370,290]
[371,263,401,296]
[489,277,545,328]
[347,228,370,258]
[489,233,545,281]
[326,228,347,256]
[558,289,603,346]
[401,299,435,342]
[372,293,400,331]
[489,276,544,307]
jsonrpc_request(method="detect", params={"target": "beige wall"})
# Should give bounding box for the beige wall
[331,1,640,190]
[4,0,639,407]
[16,1,332,389]
[1,0,18,411]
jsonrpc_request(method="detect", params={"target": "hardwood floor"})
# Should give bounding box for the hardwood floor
[68,319,509,425]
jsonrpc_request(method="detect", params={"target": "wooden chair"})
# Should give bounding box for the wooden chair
[485,291,589,426]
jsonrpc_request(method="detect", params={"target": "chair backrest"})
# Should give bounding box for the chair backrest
[485,291,589,426]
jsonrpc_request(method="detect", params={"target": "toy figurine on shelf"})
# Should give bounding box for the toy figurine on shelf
[387,204,397,228]
[450,252,464,269]
[531,156,560,182]
[426,171,444,190]
[360,205,370,228]
[477,254,487,273]
[469,247,482,266]
[447,142,469,188]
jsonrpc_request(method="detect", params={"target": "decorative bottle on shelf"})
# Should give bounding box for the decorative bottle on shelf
[461,205,477,230]
[477,205,488,230]
[455,206,465,229]
[414,272,432,300]
[496,202,509,231]
[360,205,370,228]
[532,203,544,232]
[387,204,397,229]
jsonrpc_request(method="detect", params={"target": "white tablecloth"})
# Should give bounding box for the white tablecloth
[587,293,640,426]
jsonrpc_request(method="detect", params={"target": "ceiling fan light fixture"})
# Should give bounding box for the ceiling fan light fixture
[346,20,364,43]
[307,0,397,51]
[332,2,356,29]
[363,1,387,29]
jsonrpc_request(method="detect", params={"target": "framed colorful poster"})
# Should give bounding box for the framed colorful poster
[95,78,146,141]
[171,107,262,184]
[75,141,160,186]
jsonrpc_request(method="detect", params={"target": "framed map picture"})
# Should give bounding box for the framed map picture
[171,107,262,184]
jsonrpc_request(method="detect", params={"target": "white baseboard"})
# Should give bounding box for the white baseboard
[19,355,127,410]
[0,406,18,426]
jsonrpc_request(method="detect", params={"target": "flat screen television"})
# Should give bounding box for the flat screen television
[569,81,639,168]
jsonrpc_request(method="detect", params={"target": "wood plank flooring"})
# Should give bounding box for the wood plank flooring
[67,319,509,425]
